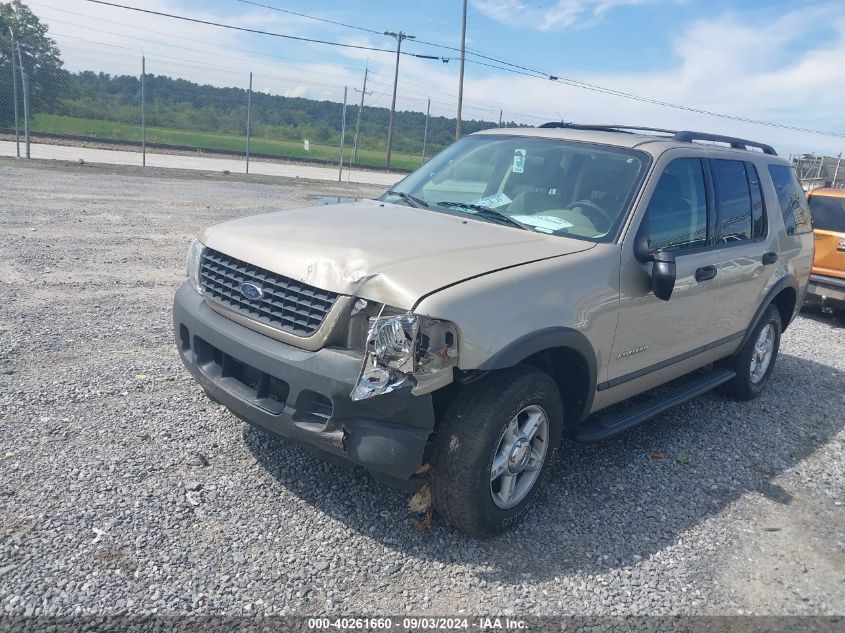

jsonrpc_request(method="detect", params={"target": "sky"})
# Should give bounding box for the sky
[21,0,845,157]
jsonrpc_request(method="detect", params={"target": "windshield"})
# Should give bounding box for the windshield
[382,134,649,242]
[809,194,845,233]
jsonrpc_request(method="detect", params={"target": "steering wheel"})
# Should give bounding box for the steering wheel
[562,199,614,231]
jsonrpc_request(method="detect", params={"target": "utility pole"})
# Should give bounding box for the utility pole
[338,85,348,181]
[421,97,430,164]
[455,0,467,140]
[16,39,29,159]
[10,3,28,158]
[384,30,414,168]
[351,64,369,165]
[141,55,146,166]
[245,71,252,174]
[8,28,20,158]
[498,109,503,128]
[21,69,29,158]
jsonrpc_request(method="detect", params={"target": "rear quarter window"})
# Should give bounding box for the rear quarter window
[767,164,813,235]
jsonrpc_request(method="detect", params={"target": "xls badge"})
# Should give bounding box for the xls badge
[617,345,648,359]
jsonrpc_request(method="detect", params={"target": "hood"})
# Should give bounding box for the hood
[199,199,595,309]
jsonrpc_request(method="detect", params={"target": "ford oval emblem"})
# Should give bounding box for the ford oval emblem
[239,282,264,301]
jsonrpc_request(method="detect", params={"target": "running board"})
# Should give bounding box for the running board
[575,368,736,442]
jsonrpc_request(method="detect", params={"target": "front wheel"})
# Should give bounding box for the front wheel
[720,305,782,400]
[430,366,563,537]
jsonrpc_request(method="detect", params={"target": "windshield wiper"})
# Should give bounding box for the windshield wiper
[384,190,430,208]
[437,201,531,231]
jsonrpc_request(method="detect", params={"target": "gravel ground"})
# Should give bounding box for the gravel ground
[1,159,843,621]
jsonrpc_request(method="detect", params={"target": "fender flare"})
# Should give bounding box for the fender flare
[478,327,599,424]
[739,276,798,350]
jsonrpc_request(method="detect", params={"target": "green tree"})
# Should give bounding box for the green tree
[0,0,65,127]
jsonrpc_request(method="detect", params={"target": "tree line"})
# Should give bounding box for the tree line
[47,70,508,155]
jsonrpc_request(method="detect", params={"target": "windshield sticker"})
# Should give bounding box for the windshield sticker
[471,192,512,208]
[512,149,526,173]
[511,215,574,231]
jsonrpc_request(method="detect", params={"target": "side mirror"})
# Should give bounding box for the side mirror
[634,233,651,263]
[650,250,676,301]
[634,234,676,301]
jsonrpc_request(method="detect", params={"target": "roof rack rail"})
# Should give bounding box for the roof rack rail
[538,122,677,134]
[671,131,777,156]
[537,122,778,156]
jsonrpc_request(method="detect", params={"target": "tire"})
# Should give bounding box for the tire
[430,365,563,537]
[720,305,782,401]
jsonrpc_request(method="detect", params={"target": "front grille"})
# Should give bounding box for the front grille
[200,248,338,337]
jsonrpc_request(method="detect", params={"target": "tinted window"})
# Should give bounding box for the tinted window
[808,194,845,232]
[747,162,767,238]
[712,159,752,242]
[768,164,813,235]
[641,158,708,252]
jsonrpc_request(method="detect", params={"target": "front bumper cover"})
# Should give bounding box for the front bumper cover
[173,283,434,488]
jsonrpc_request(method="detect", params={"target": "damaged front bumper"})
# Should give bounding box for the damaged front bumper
[173,283,435,489]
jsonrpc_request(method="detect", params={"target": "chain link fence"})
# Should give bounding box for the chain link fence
[1,34,550,184]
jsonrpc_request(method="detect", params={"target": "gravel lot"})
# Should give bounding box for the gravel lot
[1,159,843,621]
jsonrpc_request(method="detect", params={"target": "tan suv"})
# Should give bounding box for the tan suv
[174,124,813,536]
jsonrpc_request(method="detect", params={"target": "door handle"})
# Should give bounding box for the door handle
[695,265,717,282]
[762,252,778,265]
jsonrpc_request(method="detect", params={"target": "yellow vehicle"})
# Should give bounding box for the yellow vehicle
[806,187,845,315]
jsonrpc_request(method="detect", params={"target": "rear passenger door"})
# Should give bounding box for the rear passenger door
[706,158,773,334]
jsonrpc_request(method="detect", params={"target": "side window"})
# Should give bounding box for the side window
[641,158,708,252]
[746,162,767,238]
[711,159,753,243]
[767,164,813,235]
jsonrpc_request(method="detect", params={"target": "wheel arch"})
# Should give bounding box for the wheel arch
[477,327,598,426]
[770,286,797,333]
[741,277,798,350]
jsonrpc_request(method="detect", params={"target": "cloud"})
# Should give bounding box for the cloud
[23,0,845,156]
[454,3,845,155]
[471,0,660,31]
[29,0,375,92]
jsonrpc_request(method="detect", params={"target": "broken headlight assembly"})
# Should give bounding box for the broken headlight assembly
[350,308,458,401]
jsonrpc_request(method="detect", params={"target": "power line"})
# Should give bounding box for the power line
[82,0,444,60]
[463,57,845,138]
[223,0,545,76]
[35,3,509,115]
[52,34,362,90]
[234,0,384,36]
[84,0,845,138]
[42,16,369,85]
[227,0,845,138]
[29,1,372,78]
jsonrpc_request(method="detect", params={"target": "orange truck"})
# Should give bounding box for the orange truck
[806,188,845,315]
